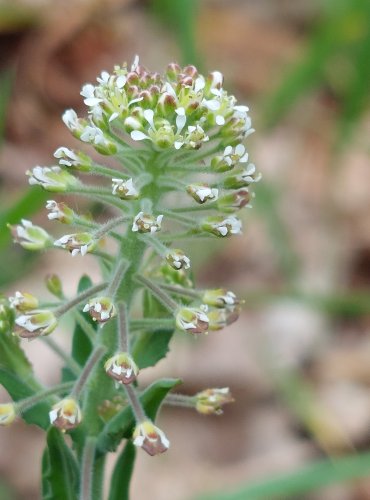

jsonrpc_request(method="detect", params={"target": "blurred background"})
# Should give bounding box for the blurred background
[0,0,370,498]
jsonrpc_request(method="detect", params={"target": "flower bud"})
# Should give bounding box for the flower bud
[217,189,250,213]
[49,398,82,431]
[45,274,64,298]
[83,296,116,323]
[176,305,209,335]
[206,71,224,93]
[132,212,163,234]
[166,249,191,270]
[195,388,234,415]
[152,124,176,149]
[223,164,261,189]
[9,291,39,312]
[54,232,96,257]
[208,306,240,331]
[9,219,52,250]
[46,200,74,224]
[53,147,92,171]
[104,353,139,384]
[201,216,242,237]
[27,166,78,192]
[112,178,139,200]
[133,420,170,456]
[166,62,181,81]
[202,289,239,308]
[186,183,218,204]
[156,92,176,117]
[62,109,86,136]
[14,310,57,339]
[0,403,16,426]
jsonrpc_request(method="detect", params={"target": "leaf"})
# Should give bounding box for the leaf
[42,428,79,500]
[108,441,136,500]
[132,290,174,369]
[97,378,181,452]
[0,367,50,429]
[0,325,32,376]
[196,451,370,500]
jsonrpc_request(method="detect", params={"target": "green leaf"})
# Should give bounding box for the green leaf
[42,428,79,500]
[108,441,136,500]
[132,290,174,369]
[0,367,50,429]
[97,378,181,452]
[0,325,32,376]
[196,451,370,500]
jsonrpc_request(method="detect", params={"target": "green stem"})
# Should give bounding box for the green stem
[106,260,129,298]
[164,393,196,408]
[90,164,130,179]
[80,437,97,500]
[94,216,128,239]
[54,282,108,316]
[70,346,106,399]
[73,312,98,343]
[16,382,74,413]
[135,275,178,312]
[124,384,147,422]
[117,302,129,351]
[130,318,174,331]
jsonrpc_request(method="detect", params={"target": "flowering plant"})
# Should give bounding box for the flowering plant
[0,56,260,498]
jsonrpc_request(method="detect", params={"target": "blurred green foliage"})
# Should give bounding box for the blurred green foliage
[262,0,370,142]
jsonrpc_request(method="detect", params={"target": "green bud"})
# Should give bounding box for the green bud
[9,219,52,250]
[45,274,64,298]
[9,291,39,312]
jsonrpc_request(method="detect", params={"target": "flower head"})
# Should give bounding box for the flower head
[9,291,39,312]
[27,166,78,192]
[133,420,170,456]
[202,289,239,308]
[186,183,218,204]
[9,219,52,250]
[176,305,209,335]
[132,212,163,233]
[46,200,74,224]
[104,352,139,384]
[53,147,92,171]
[166,249,191,270]
[112,178,139,200]
[83,296,116,323]
[211,144,248,172]
[54,232,96,256]
[0,403,16,426]
[49,398,82,431]
[201,216,242,237]
[14,310,57,339]
[195,388,234,415]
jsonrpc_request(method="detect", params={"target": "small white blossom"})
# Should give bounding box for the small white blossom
[54,233,95,257]
[166,249,191,270]
[201,216,242,237]
[104,353,139,385]
[9,219,51,250]
[112,178,139,199]
[80,83,103,107]
[49,398,82,431]
[133,421,170,456]
[83,296,116,323]
[14,310,57,339]
[132,212,163,234]
[176,305,209,335]
[187,183,218,204]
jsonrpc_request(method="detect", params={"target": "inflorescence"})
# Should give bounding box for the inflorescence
[2,56,260,456]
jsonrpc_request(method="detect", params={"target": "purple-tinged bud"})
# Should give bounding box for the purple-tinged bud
[83,296,116,323]
[166,62,181,81]
[49,398,82,431]
[166,249,191,270]
[104,353,139,385]
[14,310,57,339]
[217,189,250,213]
[183,65,198,78]
[195,388,234,415]
[133,421,170,456]
[157,93,177,116]
[176,305,209,335]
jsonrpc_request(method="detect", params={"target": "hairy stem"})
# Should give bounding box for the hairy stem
[54,282,108,316]
[80,437,97,500]
[135,275,178,312]
[124,384,146,422]
[70,345,107,399]
[16,382,74,413]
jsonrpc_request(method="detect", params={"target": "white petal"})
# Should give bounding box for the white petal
[131,131,149,141]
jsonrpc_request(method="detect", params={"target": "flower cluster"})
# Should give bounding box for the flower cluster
[3,56,259,466]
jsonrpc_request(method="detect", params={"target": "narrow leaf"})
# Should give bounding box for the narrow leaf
[108,441,136,500]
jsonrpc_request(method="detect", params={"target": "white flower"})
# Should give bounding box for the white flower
[83,296,116,323]
[132,212,163,233]
[186,183,218,204]
[27,166,77,192]
[112,178,139,199]
[9,291,39,312]
[224,144,248,165]
[133,421,170,456]
[166,249,191,270]
[14,310,57,338]
[46,200,73,223]
[54,233,95,257]
[80,84,103,107]
[202,216,242,237]
[104,352,139,385]
[54,147,79,167]
[9,219,51,250]
[176,305,209,335]
[62,109,80,131]
[49,398,82,430]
